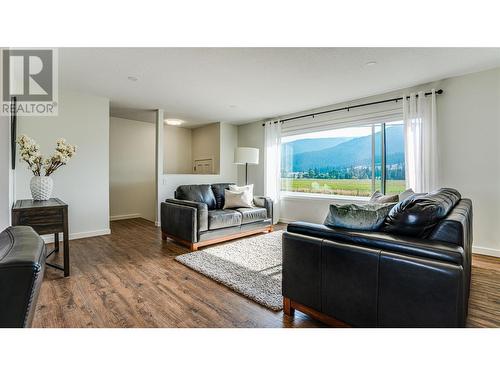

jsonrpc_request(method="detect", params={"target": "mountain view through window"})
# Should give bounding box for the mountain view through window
[281,121,406,197]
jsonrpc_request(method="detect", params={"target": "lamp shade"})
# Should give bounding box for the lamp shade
[234,147,259,165]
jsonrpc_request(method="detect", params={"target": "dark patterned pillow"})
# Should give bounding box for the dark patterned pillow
[324,203,396,231]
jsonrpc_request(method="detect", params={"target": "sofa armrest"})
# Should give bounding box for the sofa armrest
[165,198,208,232]
[287,221,465,266]
[161,200,208,243]
[253,196,273,220]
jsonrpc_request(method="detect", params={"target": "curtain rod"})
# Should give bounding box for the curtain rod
[261,89,443,126]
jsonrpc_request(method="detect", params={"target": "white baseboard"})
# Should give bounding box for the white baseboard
[40,229,111,244]
[110,213,141,221]
[278,218,294,224]
[473,246,500,258]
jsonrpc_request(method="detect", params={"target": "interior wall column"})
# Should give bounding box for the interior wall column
[155,109,164,226]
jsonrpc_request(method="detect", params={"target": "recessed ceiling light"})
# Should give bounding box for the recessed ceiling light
[127,75,138,82]
[165,118,184,126]
[365,61,377,67]
[229,104,237,108]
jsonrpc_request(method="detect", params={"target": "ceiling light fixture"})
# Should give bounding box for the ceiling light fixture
[365,61,377,67]
[127,75,138,82]
[165,118,184,126]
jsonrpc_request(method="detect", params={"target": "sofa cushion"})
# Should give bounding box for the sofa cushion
[383,188,461,238]
[236,207,268,224]
[175,184,217,210]
[211,183,234,209]
[369,191,399,204]
[208,209,242,230]
[398,188,415,201]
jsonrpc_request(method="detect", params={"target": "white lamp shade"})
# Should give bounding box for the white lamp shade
[234,147,259,165]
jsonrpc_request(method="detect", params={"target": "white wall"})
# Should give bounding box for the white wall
[0,115,12,231]
[164,125,192,173]
[239,67,500,256]
[110,117,155,222]
[236,120,265,195]
[15,91,110,240]
[160,122,237,204]
[435,68,500,256]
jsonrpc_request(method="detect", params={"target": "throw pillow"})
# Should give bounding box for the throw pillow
[223,190,254,209]
[228,184,254,207]
[369,190,399,203]
[324,203,396,231]
[398,188,415,201]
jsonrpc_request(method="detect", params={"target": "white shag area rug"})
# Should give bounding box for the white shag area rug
[175,230,283,310]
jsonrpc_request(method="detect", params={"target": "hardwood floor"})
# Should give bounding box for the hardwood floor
[33,218,500,328]
[34,219,323,327]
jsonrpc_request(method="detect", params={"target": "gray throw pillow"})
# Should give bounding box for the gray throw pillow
[398,188,415,201]
[369,190,399,203]
[324,203,395,231]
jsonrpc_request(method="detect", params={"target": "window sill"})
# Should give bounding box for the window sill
[280,191,370,203]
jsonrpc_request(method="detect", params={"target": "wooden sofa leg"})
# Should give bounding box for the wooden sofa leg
[190,243,199,251]
[161,231,167,240]
[268,225,274,233]
[283,297,295,316]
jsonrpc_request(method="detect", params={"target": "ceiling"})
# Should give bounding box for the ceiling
[60,48,500,126]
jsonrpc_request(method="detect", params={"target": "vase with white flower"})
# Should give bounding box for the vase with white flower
[17,135,77,201]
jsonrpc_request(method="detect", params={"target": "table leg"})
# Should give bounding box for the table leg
[63,233,70,277]
[54,232,60,252]
[63,208,70,277]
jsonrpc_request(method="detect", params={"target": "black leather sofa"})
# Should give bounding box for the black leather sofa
[282,189,472,327]
[161,183,273,250]
[0,226,46,328]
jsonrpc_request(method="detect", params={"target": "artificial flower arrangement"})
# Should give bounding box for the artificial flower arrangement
[17,135,77,200]
[17,134,77,176]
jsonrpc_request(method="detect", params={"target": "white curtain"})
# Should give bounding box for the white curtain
[403,89,438,193]
[264,120,281,224]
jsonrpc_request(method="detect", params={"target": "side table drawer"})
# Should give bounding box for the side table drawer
[14,208,64,234]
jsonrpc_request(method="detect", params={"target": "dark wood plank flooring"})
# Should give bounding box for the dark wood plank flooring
[33,218,500,328]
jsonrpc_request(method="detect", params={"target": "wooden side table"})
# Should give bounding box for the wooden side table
[11,198,70,277]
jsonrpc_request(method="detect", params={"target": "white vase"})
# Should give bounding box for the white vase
[30,176,54,201]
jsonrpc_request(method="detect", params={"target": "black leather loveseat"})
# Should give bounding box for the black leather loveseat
[161,183,273,250]
[282,188,472,327]
[0,226,46,328]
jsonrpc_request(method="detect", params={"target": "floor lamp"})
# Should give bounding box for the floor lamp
[234,147,259,185]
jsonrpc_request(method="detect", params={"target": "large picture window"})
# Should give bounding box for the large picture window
[281,121,406,198]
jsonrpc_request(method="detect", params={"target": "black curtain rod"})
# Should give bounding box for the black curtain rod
[262,89,443,126]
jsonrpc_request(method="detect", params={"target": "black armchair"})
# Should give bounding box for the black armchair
[0,226,46,328]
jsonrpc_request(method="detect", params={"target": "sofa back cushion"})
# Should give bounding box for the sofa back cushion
[211,183,234,209]
[383,188,461,238]
[175,184,217,210]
